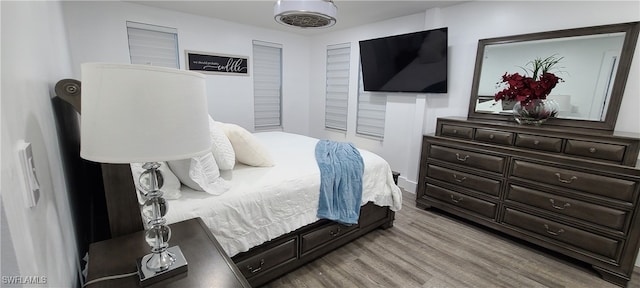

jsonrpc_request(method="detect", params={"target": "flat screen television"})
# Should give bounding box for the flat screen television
[359,27,448,93]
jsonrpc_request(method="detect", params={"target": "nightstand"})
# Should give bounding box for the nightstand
[85,217,250,288]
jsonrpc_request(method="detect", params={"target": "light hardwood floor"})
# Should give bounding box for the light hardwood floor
[264,191,640,288]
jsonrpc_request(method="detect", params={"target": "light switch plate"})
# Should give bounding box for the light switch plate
[17,141,40,208]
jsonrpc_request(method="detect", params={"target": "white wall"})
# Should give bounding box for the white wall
[61,1,311,135]
[1,1,79,286]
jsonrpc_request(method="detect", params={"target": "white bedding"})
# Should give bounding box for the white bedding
[165,132,402,257]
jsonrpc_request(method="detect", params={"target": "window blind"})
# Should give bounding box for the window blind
[253,41,282,130]
[356,64,386,139]
[126,21,179,68]
[325,43,351,131]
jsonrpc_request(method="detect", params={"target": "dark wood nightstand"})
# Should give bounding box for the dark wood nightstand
[86,217,250,288]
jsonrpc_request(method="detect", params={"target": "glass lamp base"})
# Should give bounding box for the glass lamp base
[137,246,188,287]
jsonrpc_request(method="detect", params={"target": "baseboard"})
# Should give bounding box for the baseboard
[397,176,416,194]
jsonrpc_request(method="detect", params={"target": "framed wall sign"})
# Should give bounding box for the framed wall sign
[185,50,249,76]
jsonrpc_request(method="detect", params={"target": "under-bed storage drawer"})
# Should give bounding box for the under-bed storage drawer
[502,208,621,261]
[359,202,391,228]
[236,238,298,279]
[301,222,358,255]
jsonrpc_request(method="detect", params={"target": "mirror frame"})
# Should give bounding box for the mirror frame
[467,21,639,131]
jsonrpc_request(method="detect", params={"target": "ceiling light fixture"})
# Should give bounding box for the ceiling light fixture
[274,0,337,28]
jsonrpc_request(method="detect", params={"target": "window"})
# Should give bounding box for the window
[126,21,179,68]
[252,41,283,130]
[356,64,386,139]
[325,43,351,131]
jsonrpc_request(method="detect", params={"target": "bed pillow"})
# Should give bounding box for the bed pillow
[218,122,275,167]
[208,116,235,170]
[130,162,182,200]
[167,153,230,196]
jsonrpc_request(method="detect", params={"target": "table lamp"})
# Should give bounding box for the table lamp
[79,63,211,286]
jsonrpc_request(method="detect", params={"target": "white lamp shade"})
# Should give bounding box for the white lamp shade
[80,63,212,163]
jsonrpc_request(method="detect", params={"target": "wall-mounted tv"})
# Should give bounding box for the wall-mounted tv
[359,27,448,93]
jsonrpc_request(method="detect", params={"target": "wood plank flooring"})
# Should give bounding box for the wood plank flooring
[263,191,640,288]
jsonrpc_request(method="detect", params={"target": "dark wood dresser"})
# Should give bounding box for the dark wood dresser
[416,117,640,286]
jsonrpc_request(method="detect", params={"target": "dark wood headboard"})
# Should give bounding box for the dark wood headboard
[54,79,143,238]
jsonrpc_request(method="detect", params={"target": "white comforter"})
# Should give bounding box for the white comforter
[165,132,402,257]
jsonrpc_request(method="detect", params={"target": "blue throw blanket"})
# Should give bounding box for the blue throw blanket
[315,140,364,225]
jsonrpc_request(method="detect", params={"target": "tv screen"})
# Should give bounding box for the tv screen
[359,27,448,93]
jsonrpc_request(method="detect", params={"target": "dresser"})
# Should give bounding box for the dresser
[416,117,640,287]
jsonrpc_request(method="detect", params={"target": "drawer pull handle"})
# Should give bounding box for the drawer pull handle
[589,147,597,153]
[489,134,495,139]
[247,259,265,274]
[455,153,470,162]
[533,140,540,145]
[329,227,342,237]
[555,173,578,184]
[544,224,565,236]
[450,194,463,203]
[453,174,467,183]
[549,199,571,210]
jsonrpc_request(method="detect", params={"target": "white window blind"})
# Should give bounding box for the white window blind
[126,22,179,68]
[356,64,386,139]
[253,41,282,130]
[325,43,351,131]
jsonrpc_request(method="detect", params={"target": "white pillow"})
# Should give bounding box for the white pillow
[208,116,235,170]
[219,122,275,167]
[130,162,182,200]
[167,153,230,196]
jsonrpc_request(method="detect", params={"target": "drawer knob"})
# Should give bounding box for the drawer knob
[455,153,470,162]
[247,259,265,274]
[329,227,342,238]
[549,199,571,210]
[450,194,463,203]
[453,174,467,183]
[589,147,597,153]
[555,173,578,184]
[489,134,495,139]
[452,129,458,134]
[544,224,565,236]
[533,140,540,145]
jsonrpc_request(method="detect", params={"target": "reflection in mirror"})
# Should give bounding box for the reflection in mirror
[478,33,625,121]
[468,22,639,131]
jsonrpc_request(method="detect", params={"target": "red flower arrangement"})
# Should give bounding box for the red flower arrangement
[494,55,564,106]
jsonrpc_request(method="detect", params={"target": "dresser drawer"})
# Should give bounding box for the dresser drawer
[426,184,497,219]
[565,140,626,163]
[511,160,636,203]
[515,134,563,153]
[503,208,621,260]
[506,185,628,231]
[429,145,506,173]
[301,223,358,255]
[427,164,501,196]
[475,129,514,146]
[236,238,297,279]
[441,124,474,140]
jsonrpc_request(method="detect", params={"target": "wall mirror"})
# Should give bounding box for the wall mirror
[467,22,639,131]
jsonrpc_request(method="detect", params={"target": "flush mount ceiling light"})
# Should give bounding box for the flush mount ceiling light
[274,0,337,28]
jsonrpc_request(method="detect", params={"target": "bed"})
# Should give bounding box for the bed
[53,88,402,287]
